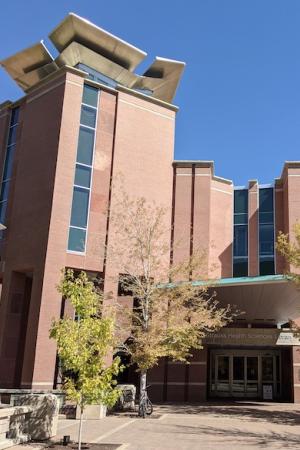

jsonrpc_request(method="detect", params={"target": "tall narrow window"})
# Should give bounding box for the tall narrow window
[68,85,99,253]
[259,188,275,275]
[0,107,19,235]
[233,189,248,277]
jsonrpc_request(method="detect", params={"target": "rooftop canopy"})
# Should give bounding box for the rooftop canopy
[0,13,185,104]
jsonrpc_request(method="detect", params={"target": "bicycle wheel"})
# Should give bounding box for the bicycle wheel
[146,397,153,415]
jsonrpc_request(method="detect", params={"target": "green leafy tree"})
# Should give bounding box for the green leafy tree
[277,223,300,284]
[109,194,235,414]
[50,270,122,450]
[277,223,300,333]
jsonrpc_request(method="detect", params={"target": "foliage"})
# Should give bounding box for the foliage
[277,223,300,284]
[109,194,235,374]
[50,269,122,410]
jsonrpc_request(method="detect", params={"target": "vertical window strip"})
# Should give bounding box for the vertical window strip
[0,107,19,233]
[233,189,249,277]
[259,188,275,275]
[68,85,99,253]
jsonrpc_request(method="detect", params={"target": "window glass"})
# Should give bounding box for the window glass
[70,187,89,228]
[68,87,99,254]
[217,356,229,381]
[3,145,15,180]
[68,227,86,252]
[233,189,248,277]
[75,165,92,188]
[260,260,275,276]
[259,188,274,275]
[10,108,19,126]
[80,106,96,128]
[234,225,248,257]
[234,213,248,225]
[0,181,10,202]
[259,223,274,255]
[234,190,248,214]
[247,357,258,381]
[82,85,98,108]
[77,127,94,166]
[8,126,17,146]
[233,356,245,380]
[0,202,7,224]
[259,188,273,212]
[259,211,274,224]
[233,260,248,277]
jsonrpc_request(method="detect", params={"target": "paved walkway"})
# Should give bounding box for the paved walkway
[53,402,300,450]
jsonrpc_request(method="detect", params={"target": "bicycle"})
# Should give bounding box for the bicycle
[138,384,153,418]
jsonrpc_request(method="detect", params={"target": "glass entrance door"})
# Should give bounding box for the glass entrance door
[216,355,230,393]
[210,350,281,399]
[232,356,245,395]
[246,356,258,395]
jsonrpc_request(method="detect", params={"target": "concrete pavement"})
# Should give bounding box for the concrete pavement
[53,402,300,449]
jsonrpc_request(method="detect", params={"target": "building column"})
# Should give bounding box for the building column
[187,347,207,402]
[0,271,31,387]
[292,346,300,403]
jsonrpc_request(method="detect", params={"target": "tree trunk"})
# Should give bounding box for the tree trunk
[78,406,84,450]
[139,370,147,409]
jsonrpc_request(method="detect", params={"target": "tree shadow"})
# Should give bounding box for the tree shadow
[10,394,58,441]
[151,422,300,448]
[155,402,300,426]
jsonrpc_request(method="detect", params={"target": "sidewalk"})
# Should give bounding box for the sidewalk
[52,402,300,450]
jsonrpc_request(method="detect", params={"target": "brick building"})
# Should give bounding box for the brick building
[0,14,300,403]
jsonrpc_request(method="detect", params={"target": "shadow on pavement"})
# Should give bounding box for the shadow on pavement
[154,423,300,449]
[154,402,300,426]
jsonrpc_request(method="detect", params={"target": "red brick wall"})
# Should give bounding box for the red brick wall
[209,179,233,278]
[148,347,208,403]
[292,346,300,403]
[172,164,233,279]
[0,73,70,387]
[103,91,175,297]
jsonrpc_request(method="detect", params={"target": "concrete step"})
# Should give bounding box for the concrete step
[0,438,15,450]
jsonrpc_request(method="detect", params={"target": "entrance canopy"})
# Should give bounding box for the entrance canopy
[208,275,300,325]
[162,274,300,325]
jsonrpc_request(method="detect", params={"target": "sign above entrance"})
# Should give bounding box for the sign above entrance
[204,328,300,347]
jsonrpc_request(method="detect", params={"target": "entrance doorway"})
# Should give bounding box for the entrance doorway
[210,349,281,399]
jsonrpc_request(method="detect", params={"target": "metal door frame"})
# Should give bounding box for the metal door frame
[210,348,281,399]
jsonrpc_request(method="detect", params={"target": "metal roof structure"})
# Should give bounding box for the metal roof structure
[0,13,185,104]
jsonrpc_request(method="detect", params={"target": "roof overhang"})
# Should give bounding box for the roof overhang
[1,13,185,104]
[55,42,138,87]
[163,275,300,325]
[212,275,300,325]
[0,42,58,92]
[49,12,146,71]
[134,57,186,103]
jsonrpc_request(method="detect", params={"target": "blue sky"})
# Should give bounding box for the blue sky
[1,0,300,185]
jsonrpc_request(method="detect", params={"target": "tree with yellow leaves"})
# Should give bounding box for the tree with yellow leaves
[277,223,300,284]
[50,270,122,449]
[109,194,235,416]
